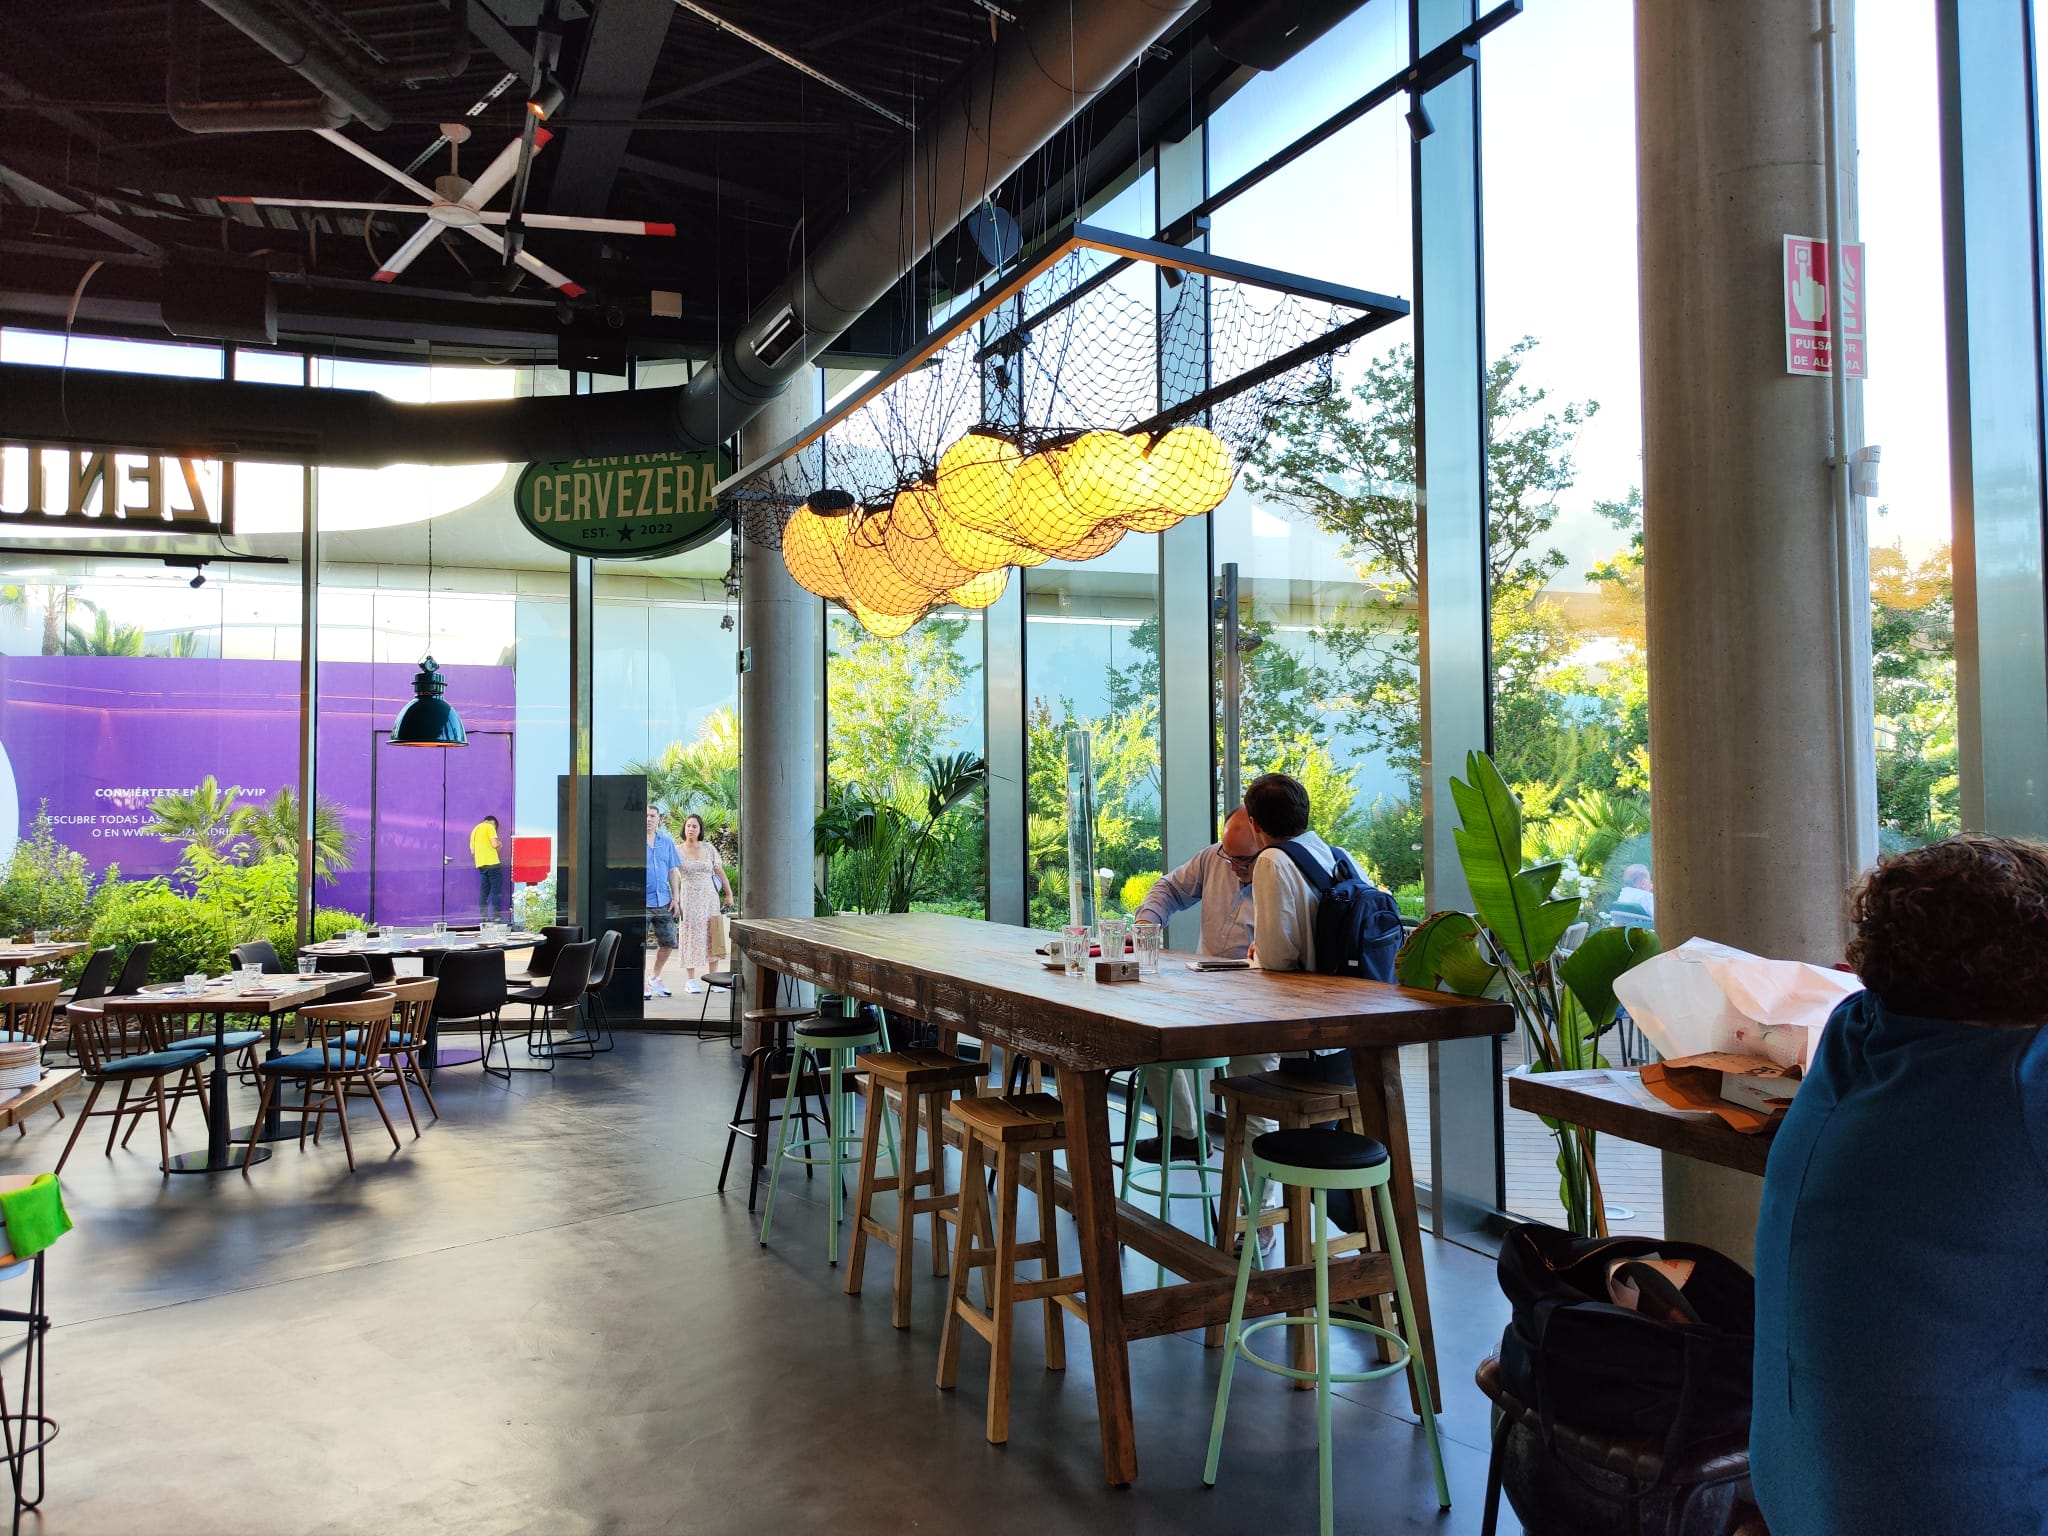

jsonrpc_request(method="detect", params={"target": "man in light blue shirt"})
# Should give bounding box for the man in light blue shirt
[1129,810,1261,1163]
[645,805,684,1000]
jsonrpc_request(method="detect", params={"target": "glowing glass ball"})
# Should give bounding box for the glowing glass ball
[841,597,918,638]
[841,508,939,616]
[780,499,854,600]
[1046,520,1127,562]
[1144,424,1236,517]
[1009,446,1100,551]
[882,484,979,591]
[946,567,1011,610]
[1061,429,1159,524]
[936,430,1025,535]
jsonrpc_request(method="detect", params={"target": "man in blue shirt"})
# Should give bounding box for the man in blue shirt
[644,804,684,1000]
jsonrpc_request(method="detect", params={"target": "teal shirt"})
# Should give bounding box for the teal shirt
[1752,991,2048,1534]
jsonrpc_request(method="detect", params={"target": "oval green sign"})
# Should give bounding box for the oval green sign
[513,450,733,559]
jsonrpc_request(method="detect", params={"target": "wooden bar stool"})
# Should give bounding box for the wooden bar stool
[1204,1128,1448,1534]
[1209,1069,1396,1370]
[937,1092,1088,1445]
[845,1048,988,1327]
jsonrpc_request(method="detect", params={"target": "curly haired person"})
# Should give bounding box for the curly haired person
[1752,834,2048,1535]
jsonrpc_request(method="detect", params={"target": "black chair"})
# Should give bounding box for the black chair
[316,953,397,984]
[110,939,156,998]
[695,970,738,1041]
[493,939,595,1076]
[56,946,115,1009]
[571,928,621,1056]
[229,940,283,974]
[429,949,508,1070]
[517,925,582,983]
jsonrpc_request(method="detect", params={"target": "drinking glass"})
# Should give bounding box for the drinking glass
[433,921,448,942]
[1061,923,1090,978]
[31,930,51,946]
[183,973,208,996]
[1133,921,1162,975]
[297,955,319,977]
[1096,916,1130,957]
[241,964,262,991]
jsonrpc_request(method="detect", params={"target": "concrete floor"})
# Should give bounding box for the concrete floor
[14,1031,1522,1536]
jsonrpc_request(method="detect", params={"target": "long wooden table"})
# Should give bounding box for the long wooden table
[0,944,88,985]
[733,912,1513,1486]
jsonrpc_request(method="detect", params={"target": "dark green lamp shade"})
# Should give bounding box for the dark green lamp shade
[389,656,467,747]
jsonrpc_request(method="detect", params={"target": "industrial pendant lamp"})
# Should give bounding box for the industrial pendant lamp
[390,514,468,747]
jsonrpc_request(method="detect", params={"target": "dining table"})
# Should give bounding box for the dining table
[0,943,88,986]
[731,912,1514,1488]
[300,929,544,1069]
[104,972,362,1172]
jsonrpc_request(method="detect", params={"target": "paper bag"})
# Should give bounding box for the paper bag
[1614,936,1862,1070]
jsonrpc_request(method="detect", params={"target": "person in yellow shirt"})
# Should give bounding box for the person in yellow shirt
[471,814,504,921]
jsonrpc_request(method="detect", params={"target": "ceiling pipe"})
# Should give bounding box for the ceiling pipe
[375,0,472,87]
[169,0,393,134]
[29,0,1193,465]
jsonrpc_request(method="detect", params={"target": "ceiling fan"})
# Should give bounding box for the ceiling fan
[220,122,675,297]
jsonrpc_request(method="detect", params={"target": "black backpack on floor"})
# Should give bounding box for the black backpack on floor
[1274,842,1404,982]
[1496,1222,1755,1466]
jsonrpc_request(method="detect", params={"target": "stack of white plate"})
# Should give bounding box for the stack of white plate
[0,1040,43,1092]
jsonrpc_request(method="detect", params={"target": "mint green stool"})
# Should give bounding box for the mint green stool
[758,1014,891,1264]
[1120,1056,1227,1284]
[1203,1127,1449,1533]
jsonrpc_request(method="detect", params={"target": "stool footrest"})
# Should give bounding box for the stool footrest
[1229,1311,1411,1385]
[1011,1274,1086,1305]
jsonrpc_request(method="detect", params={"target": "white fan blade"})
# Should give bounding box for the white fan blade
[472,211,677,236]
[373,222,443,284]
[314,128,442,205]
[219,197,439,215]
[462,127,552,209]
[456,222,586,298]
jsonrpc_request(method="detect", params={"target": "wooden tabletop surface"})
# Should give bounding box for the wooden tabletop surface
[303,932,542,956]
[95,973,359,1017]
[0,1069,77,1130]
[0,942,88,967]
[734,913,1512,1070]
[1508,1068,1776,1178]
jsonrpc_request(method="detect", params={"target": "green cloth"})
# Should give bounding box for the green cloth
[0,1174,70,1259]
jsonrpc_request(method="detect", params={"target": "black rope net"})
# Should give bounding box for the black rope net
[733,243,1385,634]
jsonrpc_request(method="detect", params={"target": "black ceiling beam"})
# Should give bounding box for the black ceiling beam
[619,151,794,216]
[0,161,166,259]
[466,1,536,77]
[548,0,675,219]
[637,2,920,114]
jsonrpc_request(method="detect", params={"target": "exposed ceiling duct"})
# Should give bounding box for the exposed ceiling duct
[167,0,395,134]
[10,0,1197,468]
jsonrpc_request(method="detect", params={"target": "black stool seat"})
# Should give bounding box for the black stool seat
[1252,1126,1388,1171]
[799,1015,880,1039]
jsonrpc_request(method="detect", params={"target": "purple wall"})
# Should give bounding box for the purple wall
[0,655,515,925]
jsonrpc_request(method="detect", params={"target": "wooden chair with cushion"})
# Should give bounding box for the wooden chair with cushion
[0,984,64,1137]
[243,992,402,1173]
[55,1001,208,1177]
[334,978,438,1136]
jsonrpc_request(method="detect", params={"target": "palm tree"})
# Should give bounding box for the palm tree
[150,775,251,857]
[816,752,987,913]
[1,584,77,656]
[64,609,145,657]
[151,629,207,658]
[626,706,743,863]
[241,788,357,878]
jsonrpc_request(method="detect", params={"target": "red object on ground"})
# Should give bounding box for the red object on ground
[511,836,551,885]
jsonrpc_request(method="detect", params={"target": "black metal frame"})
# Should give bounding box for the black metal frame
[0,1253,54,1536]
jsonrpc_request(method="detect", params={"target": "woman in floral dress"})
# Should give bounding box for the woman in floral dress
[674,813,729,993]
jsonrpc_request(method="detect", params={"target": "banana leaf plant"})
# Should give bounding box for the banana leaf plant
[815,752,987,914]
[1395,751,1660,1237]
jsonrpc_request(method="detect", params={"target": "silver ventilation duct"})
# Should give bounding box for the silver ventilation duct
[12,0,1195,468]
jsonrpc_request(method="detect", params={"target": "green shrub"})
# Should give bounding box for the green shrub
[0,803,97,941]
[87,888,233,983]
[515,877,556,934]
[1358,797,1424,889]
[1119,872,1160,914]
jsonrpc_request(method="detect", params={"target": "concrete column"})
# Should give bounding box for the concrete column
[738,370,822,1045]
[1636,0,1866,1253]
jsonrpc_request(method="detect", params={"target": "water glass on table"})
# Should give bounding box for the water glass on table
[1133,920,1162,975]
[296,954,319,977]
[31,931,51,946]
[1061,923,1090,978]
[1096,916,1131,958]
[183,973,208,997]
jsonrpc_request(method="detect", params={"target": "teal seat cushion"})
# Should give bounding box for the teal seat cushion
[259,1046,371,1075]
[101,1048,209,1077]
[0,1031,35,1045]
[337,1028,417,1049]
[168,1029,263,1052]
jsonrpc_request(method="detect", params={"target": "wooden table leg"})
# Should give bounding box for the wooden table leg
[1055,1064,1139,1487]
[1348,1043,1440,1414]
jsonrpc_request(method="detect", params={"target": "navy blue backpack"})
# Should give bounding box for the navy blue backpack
[1274,843,1404,982]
